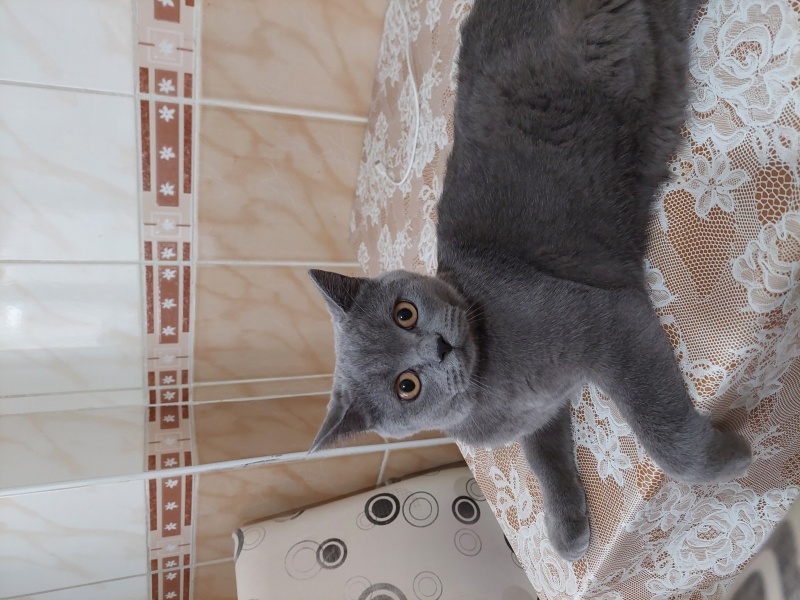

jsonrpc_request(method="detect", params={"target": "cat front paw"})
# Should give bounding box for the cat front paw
[702,429,753,483]
[666,427,753,485]
[545,505,591,562]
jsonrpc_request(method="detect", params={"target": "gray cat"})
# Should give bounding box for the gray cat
[307,0,752,561]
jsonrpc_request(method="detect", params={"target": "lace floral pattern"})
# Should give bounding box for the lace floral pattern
[351,0,800,597]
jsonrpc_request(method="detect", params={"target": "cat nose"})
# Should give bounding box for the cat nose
[437,335,453,361]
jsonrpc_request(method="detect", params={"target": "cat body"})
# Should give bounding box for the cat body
[308,0,752,561]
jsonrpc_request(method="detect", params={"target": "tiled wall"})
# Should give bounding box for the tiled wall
[0,1,465,599]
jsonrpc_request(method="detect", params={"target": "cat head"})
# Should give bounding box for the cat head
[308,269,478,451]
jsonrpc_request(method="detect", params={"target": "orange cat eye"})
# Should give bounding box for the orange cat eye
[393,301,418,329]
[395,371,421,401]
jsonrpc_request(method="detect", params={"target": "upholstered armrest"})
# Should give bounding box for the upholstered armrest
[232,465,537,599]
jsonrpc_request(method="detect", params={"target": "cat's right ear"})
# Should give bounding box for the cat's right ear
[309,389,368,453]
[308,269,367,315]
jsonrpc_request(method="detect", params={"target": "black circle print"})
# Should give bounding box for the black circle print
[358,583,408,600]
[452,496,480,524]
[317,538,348,569]
[454,528,482,557]
[403,492,439,527]
[365,493,400,526]
[285,540,321,580]
[413,571,443,600]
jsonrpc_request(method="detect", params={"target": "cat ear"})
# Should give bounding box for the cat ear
[309,390,368,452]
[308,269,366,315]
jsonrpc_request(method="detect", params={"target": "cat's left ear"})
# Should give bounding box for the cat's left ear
[309,389,368,452]
[308,269,367,315]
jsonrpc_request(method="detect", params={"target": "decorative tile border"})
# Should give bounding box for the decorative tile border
[136,1,197,598]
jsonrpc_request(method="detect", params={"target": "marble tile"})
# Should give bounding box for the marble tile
[193,561,237,600]
[0,406,145,489]
[0,480,148,597]
[0,85,139,262]
[195,396,383,464]
[193,375,333,403]
[0,0,134,93]
[0,388,146,416]
[27,576,148,600]
[0,263,143,397]
[197,108,363,262]
[201,0,385,115]
[194,265,360,382]
[381,444,466,483]
[195,452,382,562]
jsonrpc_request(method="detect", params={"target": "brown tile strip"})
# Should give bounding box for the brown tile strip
[145,265,155,334]
[155,102,180,207]
[183,568,191,600]
[183,105,192,194]
[140,101,151,191]
[155,69,179,96]
[137,1,196,597]
[182,266,191,333]
[184,475,194,526]
[140,66,150,93]
[154,0,180,22]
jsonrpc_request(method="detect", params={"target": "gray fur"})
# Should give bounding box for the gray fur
[308,0,752,561]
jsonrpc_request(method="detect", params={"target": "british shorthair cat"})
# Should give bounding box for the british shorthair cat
[307,0,752,560]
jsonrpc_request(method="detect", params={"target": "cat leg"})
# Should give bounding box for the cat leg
[597,293,752,484]
[520,403,590,561]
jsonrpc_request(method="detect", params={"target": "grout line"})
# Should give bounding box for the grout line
[189,2,204,592]
[193,391,331,405]
[0,259,362,268]
[192,557,233,569]
[2,574,149,600]
[0,386,143,400]
[198,97,369,123]
[192,373,333,387]
[131,0,151,477]
[195,259,362,268]
[1,386,331,405]
[127,95,369,125]
[0,438,456,498]
[0,78,135,98]
[376,449,390,486]
[0,259,142,265]
[130,2,155,573]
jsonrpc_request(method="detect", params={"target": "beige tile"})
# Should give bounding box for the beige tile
[197,108,363,261]
[27,576,148,600]
[0,388,146,416]
[0,406,145,488]
[195,396,383,464]
[195,452,382,562]
[194,265,360,382]
[0,85,139,261]
[201,0,385,115]
[193,561,237,600]
[193,375,333,403]
[0,264,143,397]
[0,480,148,597]
[0,0,134,93]
[381,444,466,483]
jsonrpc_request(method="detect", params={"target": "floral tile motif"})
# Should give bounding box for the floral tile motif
[136,2,196,598]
